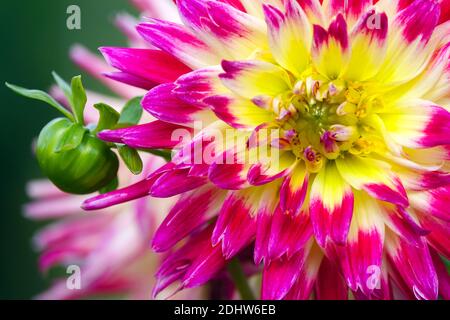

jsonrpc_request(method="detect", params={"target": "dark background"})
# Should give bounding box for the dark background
[0,0,137,299]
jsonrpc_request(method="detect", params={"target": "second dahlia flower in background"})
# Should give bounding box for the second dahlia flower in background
[80,0,450,300]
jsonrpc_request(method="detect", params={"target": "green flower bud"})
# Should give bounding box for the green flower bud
[36,118,119,194]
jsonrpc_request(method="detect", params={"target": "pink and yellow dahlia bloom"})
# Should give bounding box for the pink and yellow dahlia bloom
[84,0,450,300]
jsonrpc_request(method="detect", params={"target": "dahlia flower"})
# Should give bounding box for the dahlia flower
[76,0,450,299]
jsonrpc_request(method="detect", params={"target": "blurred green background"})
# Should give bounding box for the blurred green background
[0,0,137,299]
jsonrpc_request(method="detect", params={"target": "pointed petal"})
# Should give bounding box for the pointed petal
[263,0,312,77]
[150,168,208,198]
[430,249,450,300]
[100,47,191,84]
[323,0,373,27]
[267,207,313,261]
[212,191,257,259]
[98,120,193,149]
[312,14,349,79]
[205,95,275,129]
[418,213,450,259]
[310,161,354,246]
[177,0,267,60]
[279,163,309,216]
[327,192,385,294]
[208,146,251,190]
[410,186,450,222]
[386,231,438,300]
[336,155,409,207]
[154,225,225,297]
[142,83,213,125]
[247,151,295,186]
[173,67,226,107]
[152,186,226,252]
[219,60,291,100]
[376,0,441,84]
[381,100,450,148]
[285,243,323,300]
[261,242,312,300]
[344,10,388,81]
[137,20,220,69]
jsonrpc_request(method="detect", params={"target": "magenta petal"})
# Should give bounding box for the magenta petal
[315,257,348,300]
[279,174,308,216]
[430,249,450,300]
[100,47,191,84]
[142,83,206,125]
[209,149,249,190]
[395,0,440,43]
[82,179,155,211]
[254,209,273,265]
[98,120,193,149]
[212,192,257,259]
[103,71,157,90]
[261,249,308,300]
[387,235,438,300]
[150,168,208,198]
[152,186,223,252]
[267,207,313,261]
[154,225,225,297]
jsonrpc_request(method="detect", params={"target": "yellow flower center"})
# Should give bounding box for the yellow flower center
[268,72,386,172]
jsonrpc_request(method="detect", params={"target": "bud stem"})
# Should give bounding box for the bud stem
[227,258,256,300]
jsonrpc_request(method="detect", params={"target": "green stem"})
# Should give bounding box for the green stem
[227,258,255,300]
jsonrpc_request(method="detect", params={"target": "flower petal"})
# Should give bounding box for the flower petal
[279,162,309,216]
[310,161,354,247]
[385,231,438,300]
[375,0,441,84]
[344,9,388,81]
[219,60,292,100]
[152,186,226,252]
[212,191,258,259]
[98,120,193,149]
[261,241,312,300]
[312,14,349,79]
[381,100,450,148]
[410,186,450,222]
[137,20,220,69]
[267,206,313,261]
[263,0,312,77]
[285,243,323,300]
[327,192,385,295]
[177,0,267,60]
[142,83,214,126]
[100,47,191,84]
[315,257,348,300]
[322,0,373,27]
[150,168,208,198]
[336,155,409,207]
[205,95,275,129]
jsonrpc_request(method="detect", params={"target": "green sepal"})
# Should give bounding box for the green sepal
[93,103,120,134]
[54,123,87,153]
[118,97,143,126]
[52,71,72,104]
[117,144,143,175]
[5,82,74,121]
[71,76,87,125]
[99,176,119,194]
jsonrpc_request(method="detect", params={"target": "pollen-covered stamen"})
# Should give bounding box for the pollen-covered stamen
[303,146,323,173]
[263,75,388,168]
